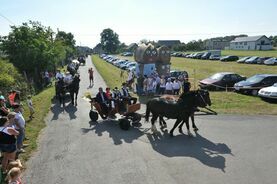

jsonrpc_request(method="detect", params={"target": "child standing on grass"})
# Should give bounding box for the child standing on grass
[27,95,34,119]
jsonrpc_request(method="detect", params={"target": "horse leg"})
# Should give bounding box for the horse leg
[159,116,164,129]
[178,120,185,134]
[70,91,74,105]
[162,117,167,128]
[62,93,65,108]
[151,114,158,133]
[190,114,198,132]
[169,118,182,137]
[75,90,79,106]
[182,115,192,136]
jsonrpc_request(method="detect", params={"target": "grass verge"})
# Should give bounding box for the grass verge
[95,55,277,115]
[20,87,54,162]
[92,55,127,89]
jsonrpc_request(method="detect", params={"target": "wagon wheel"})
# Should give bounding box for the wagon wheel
[89,110,99,122]
[118,118,130,130]
[125,112,142,127]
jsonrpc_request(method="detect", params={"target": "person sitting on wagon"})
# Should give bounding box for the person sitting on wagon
[121,82,137,105]
[96,87,109,116]
[64,71,73,85]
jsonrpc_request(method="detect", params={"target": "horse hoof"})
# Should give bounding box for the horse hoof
[179,128,183,134]
[169,131,174,137]
[188,132,193,137]
[194,127,199,132]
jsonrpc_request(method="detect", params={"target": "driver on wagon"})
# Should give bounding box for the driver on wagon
[64,71,73,85]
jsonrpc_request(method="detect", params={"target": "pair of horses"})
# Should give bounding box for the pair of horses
[55,75,80,107]
[145,89,211,136]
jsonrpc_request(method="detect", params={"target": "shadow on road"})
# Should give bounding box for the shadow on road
[50,97,77,120]
[50,103,64,121]
[64,104,77,120]
[81,120,144,145]
[147,131,232,172]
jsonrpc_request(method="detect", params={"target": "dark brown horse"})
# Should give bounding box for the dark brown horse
[69,74,80,106]
[145,90,211,136]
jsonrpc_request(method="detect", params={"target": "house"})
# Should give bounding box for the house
[230,35,272,50]
[205,39,230,50]
[125,43,138,52]
[157,40,181,48]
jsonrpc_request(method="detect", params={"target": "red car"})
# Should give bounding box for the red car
[199,72,246,91]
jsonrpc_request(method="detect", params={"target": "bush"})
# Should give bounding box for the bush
[0,59,29,97]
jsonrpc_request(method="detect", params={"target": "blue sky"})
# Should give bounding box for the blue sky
[1,0,277,47]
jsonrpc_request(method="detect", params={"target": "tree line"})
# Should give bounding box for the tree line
[0,21,76,92]
[97,29,277,54]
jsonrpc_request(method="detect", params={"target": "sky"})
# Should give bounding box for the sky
[1,0,277,48]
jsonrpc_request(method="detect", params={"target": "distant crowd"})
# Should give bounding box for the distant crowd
[125,70,192,96]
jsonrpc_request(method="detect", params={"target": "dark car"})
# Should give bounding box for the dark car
[245,56,260,64]
[199,72,246,90]
[234,74,277,96]
[194,53,204,59]
[201,52,211,60]
[170,70,189,79]
[257,57,271,64]
[220,55,239,62]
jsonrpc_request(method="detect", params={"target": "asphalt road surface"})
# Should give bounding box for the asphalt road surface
[24,56,277,184]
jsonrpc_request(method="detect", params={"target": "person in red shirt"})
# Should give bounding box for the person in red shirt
[88,68,94,86]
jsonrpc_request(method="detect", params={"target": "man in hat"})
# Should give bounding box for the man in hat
[64,71,73,85]
[121,82,137,105]
[12,103,26,153]
[95,87,109,116]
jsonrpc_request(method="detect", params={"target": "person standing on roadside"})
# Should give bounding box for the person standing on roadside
[88,68,94,86]
[12,103,26,153]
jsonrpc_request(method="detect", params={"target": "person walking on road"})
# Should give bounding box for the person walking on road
[88,68,94,86]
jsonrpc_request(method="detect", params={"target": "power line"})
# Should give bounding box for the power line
[0,12,15,25]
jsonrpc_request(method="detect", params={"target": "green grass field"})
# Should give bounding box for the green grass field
[20,87,55,163]
[222,50,277,58]
[96,55,277,115]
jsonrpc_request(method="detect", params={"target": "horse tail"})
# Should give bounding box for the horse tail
[145,101,151,122]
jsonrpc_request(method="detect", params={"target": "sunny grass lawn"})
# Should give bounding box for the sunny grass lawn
[20,87,55,162]
[222,50,277,58]
[96,55,277,115]
[92,55,128,89]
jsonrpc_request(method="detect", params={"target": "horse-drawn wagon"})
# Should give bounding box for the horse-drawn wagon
[89,98,142,130]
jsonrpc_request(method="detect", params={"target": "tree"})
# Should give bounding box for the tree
[0,21,76,87]
[100,28,120,54]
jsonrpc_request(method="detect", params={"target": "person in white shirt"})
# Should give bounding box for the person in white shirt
[12,103,26,153]
[173,79,181,95]
[55,70,64,80]
[165,78,173,94]
[159,76,166,94]
[64,72,73,85]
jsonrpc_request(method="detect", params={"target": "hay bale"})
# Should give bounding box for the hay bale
[157,46,171,64]
[134,44,158,63]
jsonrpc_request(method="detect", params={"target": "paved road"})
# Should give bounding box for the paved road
[24,56,277,184]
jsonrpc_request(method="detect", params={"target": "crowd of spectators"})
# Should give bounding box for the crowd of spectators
[135,71,191,96]
[0,90,32,182]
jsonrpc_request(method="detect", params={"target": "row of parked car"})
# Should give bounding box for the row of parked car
[199,72,277,101]
[100,54,137,71]
[172,52,277,65]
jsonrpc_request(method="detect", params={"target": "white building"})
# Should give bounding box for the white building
[230,35,272,50]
